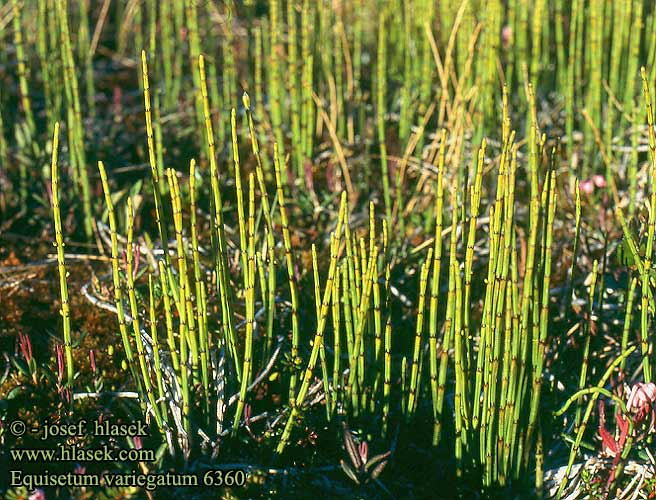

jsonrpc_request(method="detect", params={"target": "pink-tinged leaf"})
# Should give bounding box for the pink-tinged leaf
[56,344,65,385]
[18,332,32,364]
[359,441,368,465]
[89,350,97,374]
[598,401,619,457]
[614,412,629,449]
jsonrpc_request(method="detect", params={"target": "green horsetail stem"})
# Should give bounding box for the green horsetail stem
[198,55,239,378]
[171,169,200,386]
[77,0,95,119]
[575,259,597,431]
[184,0,203,142]
[565,0,580,161]
[407,248,433,419]
[342,265,355,398]
[233,174,257,435]
[621,277,638,372]
[97,161,143,396]
[332,7,346,139]
[287,0,303,177]
[148,274,168,420]
[166,168,197,433]
[125,198,163,429]
[273,142,301,396]
[12,0,35,136]
[347,245,379,416]
[435,189,459,446]
[198,280,210,419]
[189,159,209,396]
[57,0,93,241]
[34,0,53,135]
[242,94,277,351]
[371,214,383,410]
[331,263,342,415]
[268,0,285,180]
[640,67,656,383]
[255,250,267,349]
[221,1,237,128]
[357,238,368,407]
[376,11,392,228]
[398,0,412,148]
[454,254,468,480]
[566,181,581,316]
[50,123,73,386]
[525,167,557,475]
[253,24,264,111]
[312,245,332,420]
[157,260,179,373]
[497,144,518,481]
[133,1,143,74]
[429,130,447,444]
[159,0,174,108]
[231,109,249,294]
[382,264,392,436]
[463,139,486,386]
[166,168,191,436]
[141,51,172,276]
[629,102,640,214]
[300,0,314,161]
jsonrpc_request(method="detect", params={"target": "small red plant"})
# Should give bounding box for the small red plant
[598,382,656,494]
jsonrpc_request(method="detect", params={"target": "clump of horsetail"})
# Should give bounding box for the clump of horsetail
[276,194,347,455]
[50,122,73,386]
[276,237,339,454]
